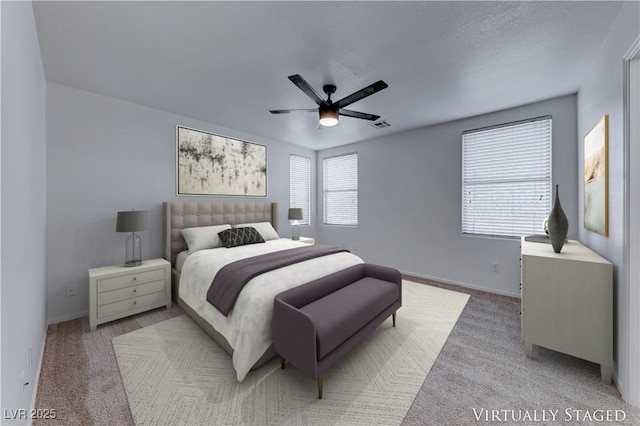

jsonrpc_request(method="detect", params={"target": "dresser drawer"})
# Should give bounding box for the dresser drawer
[97,268,165,292]
[98,291,167,319]
[97,279,166,305]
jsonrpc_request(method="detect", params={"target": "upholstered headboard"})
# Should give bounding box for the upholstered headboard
[163,201,278,267]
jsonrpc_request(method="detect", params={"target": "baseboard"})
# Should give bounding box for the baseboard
[400,270,521,298]
[47,310,88,325]
[27,324,47,426]
[613,369,621,394]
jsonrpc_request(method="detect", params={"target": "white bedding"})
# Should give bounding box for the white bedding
[179,238,363,381]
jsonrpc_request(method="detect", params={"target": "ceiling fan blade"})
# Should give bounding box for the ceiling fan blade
[335,80,388,109]
[339,109,380,121]
[288,74,325,106]
[270,109,318,114]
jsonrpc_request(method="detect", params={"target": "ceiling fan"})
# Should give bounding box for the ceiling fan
[270,74,388,127]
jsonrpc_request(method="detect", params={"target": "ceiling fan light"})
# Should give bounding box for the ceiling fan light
[319,108,339,127]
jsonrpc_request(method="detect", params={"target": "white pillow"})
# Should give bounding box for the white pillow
[181,224,231,254]
[233,222,279,241]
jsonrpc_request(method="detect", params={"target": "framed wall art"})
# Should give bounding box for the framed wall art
[583,115,608,236]
[176,126,267,197]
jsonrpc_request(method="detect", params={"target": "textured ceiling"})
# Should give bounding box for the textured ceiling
[33,1,625,150]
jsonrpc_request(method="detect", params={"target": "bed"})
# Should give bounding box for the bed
[162,201,363,381]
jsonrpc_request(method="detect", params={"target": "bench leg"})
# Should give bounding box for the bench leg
[280,357,286,369]
[392,312,396,327]
[317,375,324,399]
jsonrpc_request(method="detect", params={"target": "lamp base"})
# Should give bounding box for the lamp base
[291,223,300,240]
[125,232,143,267]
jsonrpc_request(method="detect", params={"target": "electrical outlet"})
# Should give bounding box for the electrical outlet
[492,262,500,272]
[66,284,77,297]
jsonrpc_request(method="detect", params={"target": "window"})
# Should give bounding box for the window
[462,116,552,238]
[323,153,358,225]
[289,154,311,225]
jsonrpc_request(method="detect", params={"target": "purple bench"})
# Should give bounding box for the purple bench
[273,263,402,399]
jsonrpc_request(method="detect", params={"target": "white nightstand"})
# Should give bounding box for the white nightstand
[89,258,171,331]
[292,237,315,245]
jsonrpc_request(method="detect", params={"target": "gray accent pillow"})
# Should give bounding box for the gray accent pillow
[218,227,265,248]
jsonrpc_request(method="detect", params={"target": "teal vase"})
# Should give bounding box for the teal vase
[547,184,569,253]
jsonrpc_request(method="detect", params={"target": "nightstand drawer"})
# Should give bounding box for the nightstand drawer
[97,268,165,292]
[98,291,167,319]
[98,279,166,305]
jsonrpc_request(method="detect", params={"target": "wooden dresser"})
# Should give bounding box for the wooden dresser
[89,258,171,331]
[520,237,613,383]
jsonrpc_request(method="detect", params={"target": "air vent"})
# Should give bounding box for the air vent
[370,120,391,129]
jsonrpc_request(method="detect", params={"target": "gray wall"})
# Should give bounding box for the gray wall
[317,95,578,297]
[1,1,48,419]
[576,0,640,405]
[46,83,316,323]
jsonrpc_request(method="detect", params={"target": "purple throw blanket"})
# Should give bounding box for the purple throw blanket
[207,244,348,316]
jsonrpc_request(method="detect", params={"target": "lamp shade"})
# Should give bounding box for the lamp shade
[319,106,339,127]
[116,210,149,232]
[288,208,303,221]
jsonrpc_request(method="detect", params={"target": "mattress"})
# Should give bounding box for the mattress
[175,250,189,273]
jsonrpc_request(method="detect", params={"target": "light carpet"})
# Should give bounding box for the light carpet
[112,280,469,425]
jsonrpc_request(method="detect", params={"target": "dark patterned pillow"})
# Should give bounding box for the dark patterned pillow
[218,227,265,248]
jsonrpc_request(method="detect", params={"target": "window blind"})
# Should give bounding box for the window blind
[462,116,552,238]
[323,153,358,226]
[289,154,311,225]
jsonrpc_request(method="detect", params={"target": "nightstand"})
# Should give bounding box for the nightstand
[89,258,171,331]
[293,237,315,245]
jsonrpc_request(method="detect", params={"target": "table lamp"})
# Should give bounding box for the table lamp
[116,210,148,267]
[288,208,303,241]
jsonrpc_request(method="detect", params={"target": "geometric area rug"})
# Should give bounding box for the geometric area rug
[112,280,469,425]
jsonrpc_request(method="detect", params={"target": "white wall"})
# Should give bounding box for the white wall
[1,0,4,412]
[317,95,578,297]
[46,83,316,323]
[577,0,640,407]
[627,51,640,408]
[1,1,47,422]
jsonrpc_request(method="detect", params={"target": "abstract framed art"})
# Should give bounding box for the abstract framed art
[176,126,267,197]
[583,115,608,236]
